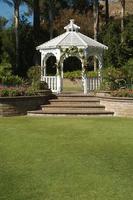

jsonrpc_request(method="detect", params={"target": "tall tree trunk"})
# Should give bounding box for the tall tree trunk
[93,0,99,71]
[48,0,54,39]
[33,0,40,44]
[120,0,125,42]
[14,0,19,71]
[105,0,109,24]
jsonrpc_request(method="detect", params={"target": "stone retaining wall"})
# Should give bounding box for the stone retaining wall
[0,91,54,117]
[99,97,133,117]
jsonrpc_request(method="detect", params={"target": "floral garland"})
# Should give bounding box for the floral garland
[60,46,84,61]
[54,46,89,76]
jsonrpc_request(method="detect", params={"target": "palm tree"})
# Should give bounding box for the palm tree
[93,0,99,41]
[1,0,21,70]
[93,0,99,71]
[120,0,125,42]
[47,0,54,39]
[105,0,109,24]
[33,0,40,43]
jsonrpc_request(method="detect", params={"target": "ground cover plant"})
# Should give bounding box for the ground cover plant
[0,117,133,200]
[111,89,133,97]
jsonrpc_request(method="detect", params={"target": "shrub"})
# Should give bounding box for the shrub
[123,58,133,88]
[0,63,12,77]
[101,67,126,90]
[0,63,23,86]
[0,88,9,97]
[27,66,47,90]
[27,65,41,84]
[0,75,23,86]
[0,86,40,97]
[63,70,98,79]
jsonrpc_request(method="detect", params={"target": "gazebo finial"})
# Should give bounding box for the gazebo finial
[64,19,80,32]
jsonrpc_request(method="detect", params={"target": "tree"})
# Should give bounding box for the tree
[40,0,68,39]
[120,0,125,42]
[33,0,40,43]
[0,0,21,71]
[93,0,99,71]
[0,17,8,62]
[100,16,133,68]
[54,8,93,37]
[105,0,109,24]
[93,0,99,41]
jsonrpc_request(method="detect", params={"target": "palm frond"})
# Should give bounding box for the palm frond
[1,0,13,7]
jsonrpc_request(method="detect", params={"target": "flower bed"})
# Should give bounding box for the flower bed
[0,86,42,97]
[111,89,133,97]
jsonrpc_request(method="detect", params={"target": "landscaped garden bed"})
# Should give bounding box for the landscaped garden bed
[0,90,53,116]
[0,64,55,116]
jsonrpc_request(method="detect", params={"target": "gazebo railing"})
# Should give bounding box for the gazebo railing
[41,76,57,92]
[87,77,101,92]
[41,76,101,94]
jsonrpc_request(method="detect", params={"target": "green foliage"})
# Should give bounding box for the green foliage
[0,88,9,96]
[0,75,23,86]
[87,71,98,78]
[100,16,133,68]
[100,20,121,67]
[97,57,133,91]
[0,86,40,97]
[18,16,35,77]
[0,63,23,86]
[0,87,21,97]
[27,65,48,90]
[101,67,126,90]
[63,70,98,79]
[64,70,81,79]
[0,17,15,67]
[0,62,12,76]
[27,65,41,84]
[123,58,133,87]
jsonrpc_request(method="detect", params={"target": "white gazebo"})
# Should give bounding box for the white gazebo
[36,19,108,94]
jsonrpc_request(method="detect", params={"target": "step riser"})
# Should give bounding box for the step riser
[42,107,105,112]
[49,102,100,106]
[57,97,98,101]
[28,113,114,117]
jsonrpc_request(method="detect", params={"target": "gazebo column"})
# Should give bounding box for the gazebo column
[83,74,88,95]
[56,63,61,94]
[98,54,103,78]
[81,60,87,95]
[41,55,46,81]
[98,54,103,89]
[61,62,63,91]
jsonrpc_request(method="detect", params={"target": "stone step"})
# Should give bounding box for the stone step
[49,99,100,104]
[42,105,105,112]
[57,93,94,97]
[27,110,114,117]
[27,93,114,117]
[56,94,98,100]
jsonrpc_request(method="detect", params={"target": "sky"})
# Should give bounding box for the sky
[0,2,32,25]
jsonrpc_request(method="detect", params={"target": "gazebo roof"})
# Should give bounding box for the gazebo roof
[36,19,108,50]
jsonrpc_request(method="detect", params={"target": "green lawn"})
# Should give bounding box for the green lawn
[0,117,133,200]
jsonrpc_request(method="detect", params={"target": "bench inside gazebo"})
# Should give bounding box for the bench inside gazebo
[36,19,108,94]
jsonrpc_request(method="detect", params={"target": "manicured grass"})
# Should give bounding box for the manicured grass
[63,78,82,92]
[0,117,133,200]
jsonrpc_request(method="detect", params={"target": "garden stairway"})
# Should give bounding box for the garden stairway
[27,93,114,116]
